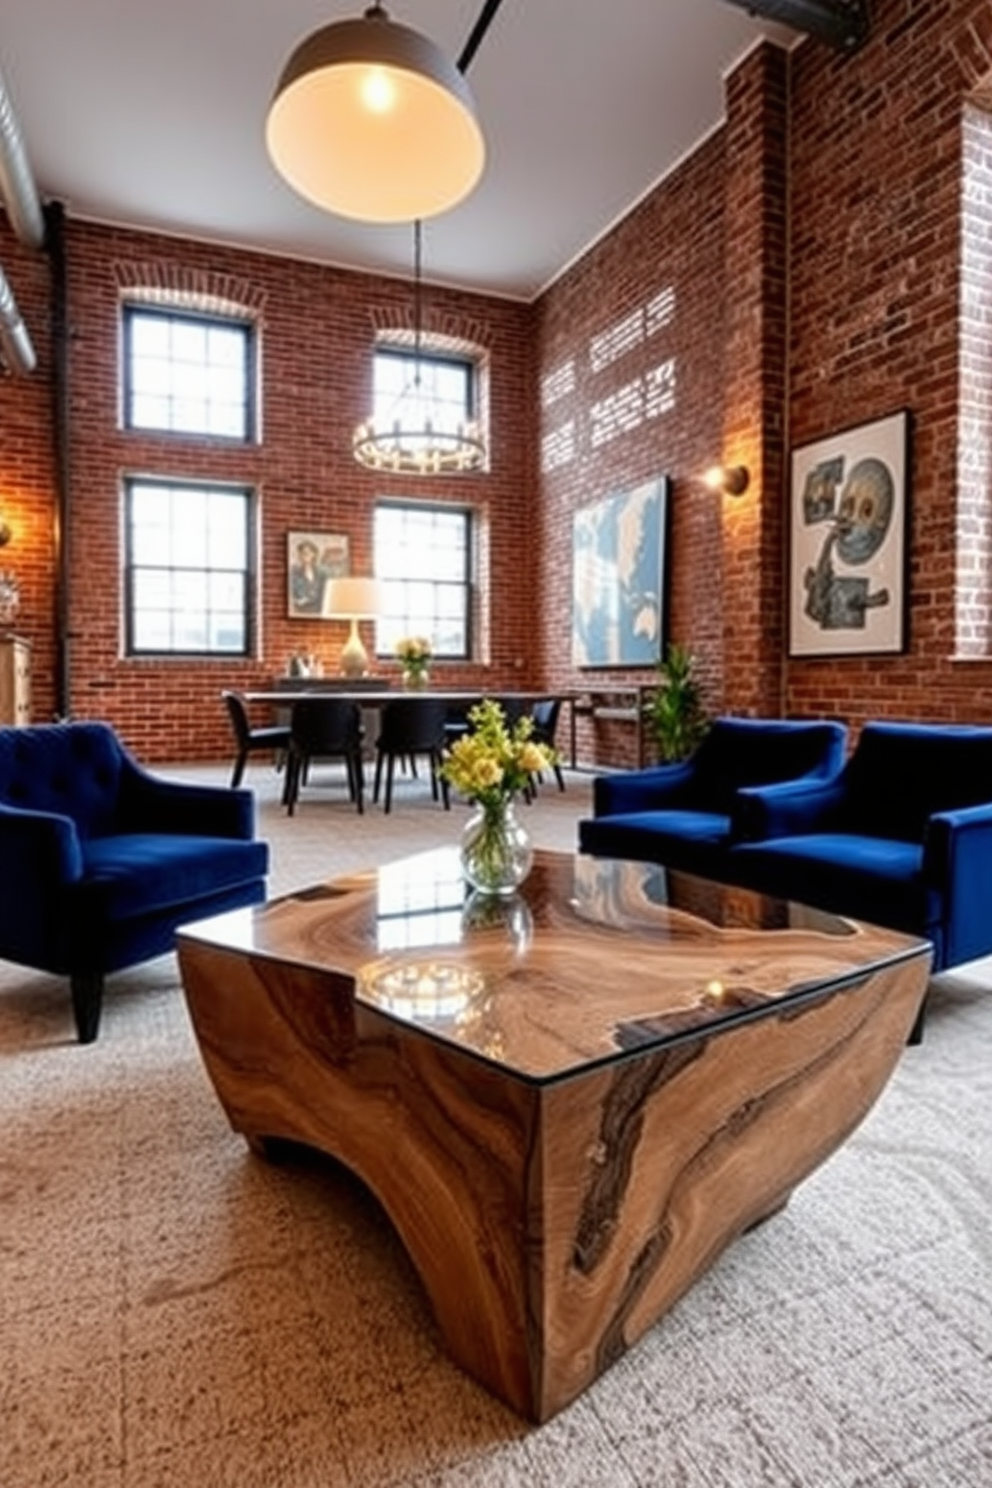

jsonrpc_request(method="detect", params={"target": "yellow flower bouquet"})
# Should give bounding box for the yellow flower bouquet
[440,698,554,807]
[395,635,432,687]
[441,699,557,893]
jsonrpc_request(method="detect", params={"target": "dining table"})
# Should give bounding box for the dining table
[240,685,576,772]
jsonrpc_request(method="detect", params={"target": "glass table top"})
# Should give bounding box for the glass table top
[181,848,929,1083]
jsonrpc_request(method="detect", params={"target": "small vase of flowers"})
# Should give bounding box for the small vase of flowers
[395,635,432,689]
[440,699,556,895]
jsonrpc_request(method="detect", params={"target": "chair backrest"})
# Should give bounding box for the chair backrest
[290,697,363,754]
[222,690,251,749]
[689,716,847,813]
[491,695,526,729]
[840,721,992,841]
[376,697,450,754]
[0,721,126,838]
[529,698,561,743]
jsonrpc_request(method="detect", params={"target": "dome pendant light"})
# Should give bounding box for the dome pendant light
[265,3,486,223]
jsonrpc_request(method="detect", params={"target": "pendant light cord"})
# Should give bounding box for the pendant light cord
[457,0,508,73]
[413,218,423,390]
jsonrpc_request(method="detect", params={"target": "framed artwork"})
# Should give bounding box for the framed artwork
[572,475,669,667]
[286,531,349,619]
[789,410,910,657]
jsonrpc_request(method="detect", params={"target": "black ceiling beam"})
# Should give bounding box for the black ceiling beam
[722,0,870,52]
[457,0,508,74]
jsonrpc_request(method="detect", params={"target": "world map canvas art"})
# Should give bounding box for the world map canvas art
[572,477,668,667]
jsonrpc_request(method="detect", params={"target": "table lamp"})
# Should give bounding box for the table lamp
[322,576,383,678]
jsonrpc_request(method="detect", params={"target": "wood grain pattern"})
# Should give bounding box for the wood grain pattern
[178,849,931,1421]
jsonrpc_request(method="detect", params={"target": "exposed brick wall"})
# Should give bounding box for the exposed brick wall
[0,226,58,721]
[0,219,536,761]
[721,44,789,720]
[6,0,992,767]
[535,131,729,768]
[785,0,992,728]
[955,100,992,656]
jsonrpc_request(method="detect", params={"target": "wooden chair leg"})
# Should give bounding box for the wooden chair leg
[231,751,247,788]
[71,971,104,1044]
[384,754,396,813]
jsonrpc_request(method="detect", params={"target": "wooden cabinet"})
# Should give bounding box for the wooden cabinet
[0,635,31,725]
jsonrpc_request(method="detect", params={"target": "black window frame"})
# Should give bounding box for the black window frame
[123,476,256,659]
[121,303,258,443]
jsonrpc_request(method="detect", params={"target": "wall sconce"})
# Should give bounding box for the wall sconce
[704,465,750,498]
[0,515,11,546]
[322,576,384,678]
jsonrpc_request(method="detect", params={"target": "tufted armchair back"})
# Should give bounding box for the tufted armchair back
[0,721,127,839]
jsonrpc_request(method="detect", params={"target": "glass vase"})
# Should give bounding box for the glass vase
[460,798,533,896]
[402,667,429,691]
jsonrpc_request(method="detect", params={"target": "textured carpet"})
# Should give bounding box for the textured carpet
[1,762,991,1488]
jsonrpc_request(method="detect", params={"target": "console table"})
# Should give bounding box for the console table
[570,684,652,768]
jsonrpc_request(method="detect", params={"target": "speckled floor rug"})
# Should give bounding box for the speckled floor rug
[1,762,990,1487]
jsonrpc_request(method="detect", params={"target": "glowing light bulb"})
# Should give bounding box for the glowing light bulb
[361,66,396,113]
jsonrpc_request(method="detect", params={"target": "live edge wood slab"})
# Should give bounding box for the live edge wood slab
[177,849,932,1423]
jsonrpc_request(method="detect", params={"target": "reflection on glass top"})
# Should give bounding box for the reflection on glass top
[196,847,926,1084]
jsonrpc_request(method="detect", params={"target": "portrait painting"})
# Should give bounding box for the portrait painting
[287,531,349,619]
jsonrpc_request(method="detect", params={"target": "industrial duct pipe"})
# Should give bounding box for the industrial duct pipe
[0,58,44,374]
[0,260,36,374]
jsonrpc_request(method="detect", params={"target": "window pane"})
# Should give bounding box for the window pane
[208,498,248,567]
[124,307,252,440]
[125,478,253,657]
[373,502,470,659]
[371,349,474,458]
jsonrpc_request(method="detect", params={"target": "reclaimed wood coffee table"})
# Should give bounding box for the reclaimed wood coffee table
[177,848,931,1423]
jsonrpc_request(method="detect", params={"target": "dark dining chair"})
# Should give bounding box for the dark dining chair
[284,698,366,815]
[442,696,481,750]
[373,698,451,813]
[526,697,566,792]
[222,690,292,789]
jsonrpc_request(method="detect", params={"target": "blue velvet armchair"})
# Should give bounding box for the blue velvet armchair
[731,721,992,974]
[0,721,268,1042]
[578,716,848,877]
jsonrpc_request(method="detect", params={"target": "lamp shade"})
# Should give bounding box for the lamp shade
[322,576,383,619]
[265,6,485,223]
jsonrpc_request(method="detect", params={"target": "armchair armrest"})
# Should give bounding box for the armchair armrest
[593,761,695,817]
[118,760,256,840]
[923,804,992,967]
[0,803,84,967]
[734,778,846,842]
[0,801,85,887]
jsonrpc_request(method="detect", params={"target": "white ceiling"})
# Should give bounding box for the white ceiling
[0,1,797,302]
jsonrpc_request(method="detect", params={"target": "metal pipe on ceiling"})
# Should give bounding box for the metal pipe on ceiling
[0,259,35,374]
[0,60,45,248]
[0,58,43,374]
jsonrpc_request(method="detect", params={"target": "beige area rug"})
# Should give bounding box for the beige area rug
[1,761,991,1488]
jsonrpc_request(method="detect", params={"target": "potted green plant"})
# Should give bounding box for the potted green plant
[643,642,709,763]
